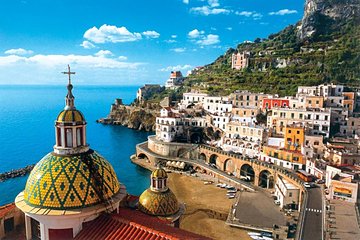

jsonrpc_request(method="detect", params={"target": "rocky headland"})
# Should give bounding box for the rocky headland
[97,99,159,131]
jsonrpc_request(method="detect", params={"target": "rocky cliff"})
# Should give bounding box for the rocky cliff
[298,0,360,39]
[99,103,159,131]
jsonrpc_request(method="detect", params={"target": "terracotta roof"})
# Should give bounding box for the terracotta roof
[75,208,210,240]
[0,203,16,218]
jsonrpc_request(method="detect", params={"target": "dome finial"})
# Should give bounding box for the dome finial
[62,65,76,110]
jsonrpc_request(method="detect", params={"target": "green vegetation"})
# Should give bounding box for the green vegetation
[185,19,360,97]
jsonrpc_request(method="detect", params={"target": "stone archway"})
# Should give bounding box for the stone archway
[223,159,235,174]
[209,154,219,168]
[199,153,207,162]
[240,164,255,183]
[258,170,274,188]
[138,153,149,161]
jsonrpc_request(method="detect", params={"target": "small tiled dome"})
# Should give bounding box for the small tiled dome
[23,150,120,210]
[57,109,85,123]
[151,168,167,178]
[138,189,179,216]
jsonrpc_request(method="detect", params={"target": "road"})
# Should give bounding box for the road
[301,186,323,240]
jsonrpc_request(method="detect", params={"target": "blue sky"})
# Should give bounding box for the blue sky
[0,0,304,85]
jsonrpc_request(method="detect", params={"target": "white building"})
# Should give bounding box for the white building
[275,176,300,210]
[156,108,207,142]
[203,96,232,114]
[165,71,184,89]
[179,91,208,109]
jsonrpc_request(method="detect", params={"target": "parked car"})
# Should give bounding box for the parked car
[315,179,325,184]
[304,182,316,188]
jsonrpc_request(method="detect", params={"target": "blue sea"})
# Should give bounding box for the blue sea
[0,85,152,206]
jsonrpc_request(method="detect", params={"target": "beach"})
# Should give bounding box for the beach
[167,172,251,240]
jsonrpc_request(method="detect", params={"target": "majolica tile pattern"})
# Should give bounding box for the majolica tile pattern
[24,151,120,209]
[138,189,179,216]
[57,109,85,123]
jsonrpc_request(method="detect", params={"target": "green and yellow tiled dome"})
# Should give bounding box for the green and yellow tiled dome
[23,150,120,210]
[138,189,179,216]
[151,168,167,178]
[57,109,85,123]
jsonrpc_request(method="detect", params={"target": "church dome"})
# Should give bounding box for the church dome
[23,150,120,210]
[138,189,179,216]
[57,109,85,123]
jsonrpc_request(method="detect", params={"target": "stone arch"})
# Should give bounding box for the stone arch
[199,153,207,162]
[137,153,149,160]
[177,148,188,158]
[258,170,274,188]
[240,164,255,183]
[223,158,235,174]
[209,154,219,167]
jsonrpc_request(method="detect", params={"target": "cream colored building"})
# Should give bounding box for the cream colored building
[275,176,300,210]
[221,122,267,157]
[229,90,271,108]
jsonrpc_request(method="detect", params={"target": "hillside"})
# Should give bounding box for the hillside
[185,0,360,96]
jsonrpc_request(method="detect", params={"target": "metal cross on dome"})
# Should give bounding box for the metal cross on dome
[62,65,75,84]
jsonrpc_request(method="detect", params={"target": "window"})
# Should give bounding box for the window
[325,116,328,121]
[65,128,73,147]
[291,113,295,119]
[289,192,293,197]
[322,126,328,131]
[288,130,292,133]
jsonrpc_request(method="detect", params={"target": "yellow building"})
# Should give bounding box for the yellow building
[260,125,306,170]
[284,125,305,151]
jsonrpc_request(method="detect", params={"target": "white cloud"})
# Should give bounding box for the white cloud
[208,0,219,8]
[196,34,220,45]
[235,11,252,17]
[0,54,140,69]
[171,48,186,53]
[4,48,33,55]
[165,39,177,43]
[83,24,142,43]
[190,6,230,16]
[142,30,160,39]
[159,64,192,72]
[269,9,298,16]
[183,0,189,4]
[235,11,263,19]
[188,29,204,38]
[226,27,232,31]
[171,35,177,38]
[118,56,127,60]
[80,41,96,49]
[94,50,114,57]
